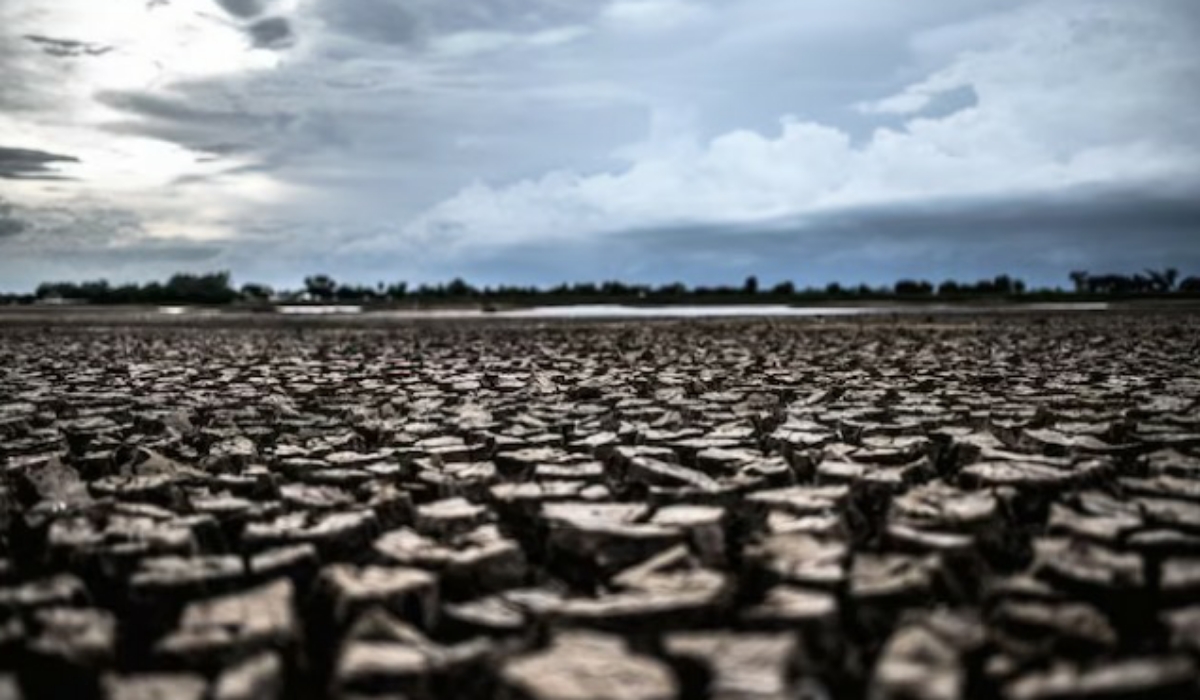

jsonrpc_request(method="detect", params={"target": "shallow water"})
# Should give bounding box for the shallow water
[179,302,1112,320]
[494,302,1111,319]
[276,305,365,315]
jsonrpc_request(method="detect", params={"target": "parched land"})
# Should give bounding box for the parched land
[1,313,1199,699]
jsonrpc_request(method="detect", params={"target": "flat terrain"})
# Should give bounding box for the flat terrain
[1,313,1199,699]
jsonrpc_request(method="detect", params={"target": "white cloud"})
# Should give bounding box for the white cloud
[600,0,709,32]
[0,0,295,204]
[431,25,588,58]
[855,71,970,115]
[401,0,1200,251]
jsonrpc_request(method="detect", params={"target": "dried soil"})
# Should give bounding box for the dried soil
[1,313,1198,699]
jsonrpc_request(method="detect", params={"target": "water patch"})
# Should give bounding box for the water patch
[495,303,1110,319]
[277,305,364,315]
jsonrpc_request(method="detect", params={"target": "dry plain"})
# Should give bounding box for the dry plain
[1,311,1199,699]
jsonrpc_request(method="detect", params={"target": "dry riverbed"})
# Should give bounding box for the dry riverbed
[1,313,1199,699]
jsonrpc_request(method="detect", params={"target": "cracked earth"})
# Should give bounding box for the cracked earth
[1,313,1199,699]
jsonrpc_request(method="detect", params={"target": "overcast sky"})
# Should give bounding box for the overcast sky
[2,0,1198,291]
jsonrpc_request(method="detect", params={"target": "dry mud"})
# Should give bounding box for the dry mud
[1,313,1199,699]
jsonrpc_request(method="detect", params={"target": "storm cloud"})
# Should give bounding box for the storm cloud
[0,200,26,237]
[0,146,79,180]
[23,34,112,58]
[212,0,266,19]
[246,17,293,49]
[361,186,1200,290]
[0,0,1197,290]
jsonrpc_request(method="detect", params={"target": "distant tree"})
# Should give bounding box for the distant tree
[1146,268,1179,292]
[36,282,70,300]
[240,283,273,301]
[423,283,449,298]
[335,284,375,302]
[601,280,629,297]
[965,278,993,295]
[80,280,112,303]
[26,268,1197,307]
[34,272,236,305]
[304,275,337,301]
[385,282,408,300]
[164,272,236,304]
[109,283,142,304]
[446,278,476,297]
[573,282,600,297]
[142,281,164,303]
[894,279,933,296]
[657,282,688,297]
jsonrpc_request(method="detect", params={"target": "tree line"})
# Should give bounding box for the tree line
[2,268,1198,306]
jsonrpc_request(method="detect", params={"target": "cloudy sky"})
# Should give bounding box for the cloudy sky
[2,0,1199,291]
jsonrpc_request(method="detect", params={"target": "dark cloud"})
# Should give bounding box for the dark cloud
[318,0,420,45]
[0,197,234,290]
[97,91,243,124]
[4,0,1199,292]
[0,219,22,238]
[22,34,113,58]
[212,0,264,19]
[194,142,255,157]
[656,189,1200,284]
[82,244,226,264]
[818,189,1200,240]
[0,198,224,292]
[209,0,294,50]
[0,200,26,238]
[0,146,79,180]
[247,17,293,49]
[617,189,1200,253]
[313,0,599,47]
[439,186,1200,288]
[96,89,296,159]
[0,201,143,252]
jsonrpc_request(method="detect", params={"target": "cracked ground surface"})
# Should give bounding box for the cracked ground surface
[1,312,1199,699]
